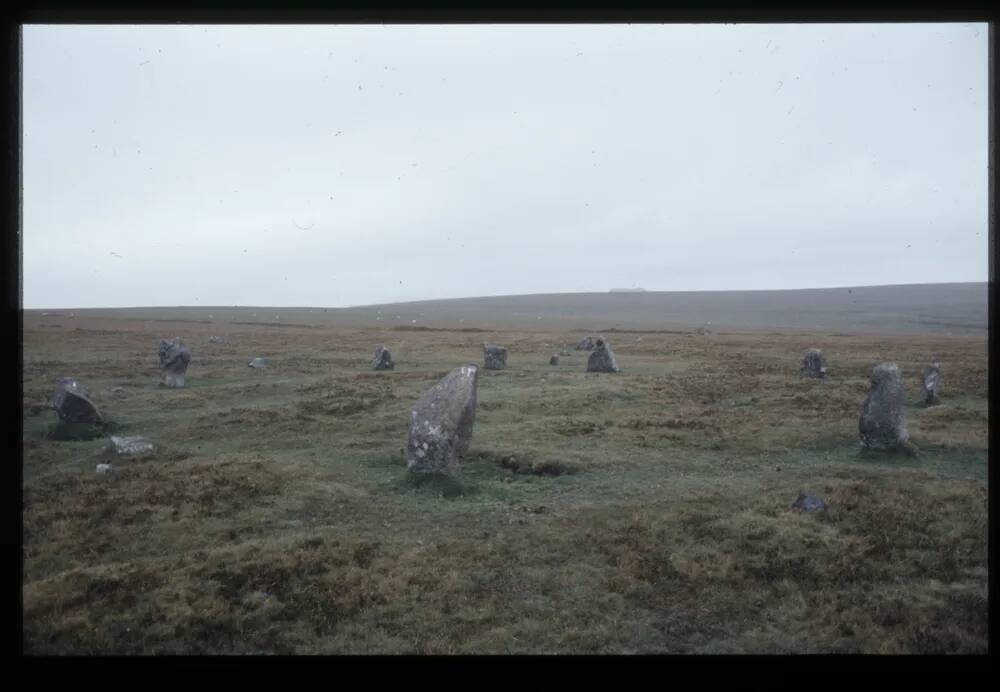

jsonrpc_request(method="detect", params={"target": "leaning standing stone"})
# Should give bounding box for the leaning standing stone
[483,343,508,370]
[801,348,828,378]
[922,362,941,406]
[52,378,103,424]
[159,337,191,387]
[549,354,559,366]
[373,344,394,371]
[587,338,620,373]
[859,362,909,451]
[406,364,480,475]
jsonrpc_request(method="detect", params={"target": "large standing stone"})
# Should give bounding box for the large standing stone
[859,362,909,451]
[801,348,828,378]
[159,337,191,387]
[586,338,620,373]
[52,378,103,424]
[373,344,394,371]
[406,364,480,475]
[575,336,596,351]
[922,362,941,406]
[483,343,508,370]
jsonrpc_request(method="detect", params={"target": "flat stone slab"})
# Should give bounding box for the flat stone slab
[109,436,155,456]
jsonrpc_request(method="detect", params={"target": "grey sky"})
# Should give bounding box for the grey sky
[22,23,989,309]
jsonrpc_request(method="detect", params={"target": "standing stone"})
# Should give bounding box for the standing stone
[801,348,828,378]
[159,337,191,387]
[549,354,559,366]
[587,338,620,373]
[859,362,909,451]
[406,364,480,475]
[248,357,269,368]
[483,343,508,370]
[922,362,941,406]
[52,378,103,424]
[373,344,394,371]
[575,336,596,351]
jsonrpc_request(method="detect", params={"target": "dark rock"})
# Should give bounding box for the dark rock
[406,364,480,475]
[923,362,941,406]
[52,378,103,424]
[373,344,394,371]
[791,493,828,513]
[575,336,596,351]
[110,435,154,456]
[859,362,909,451]
[586,338,620,373]
[248,357,268,368]
[483,343,508,370]
[801,348,828,378]
[549,354,559,366]
[158,337,191,387]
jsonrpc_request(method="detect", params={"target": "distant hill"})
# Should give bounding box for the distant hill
[28,283,988,335]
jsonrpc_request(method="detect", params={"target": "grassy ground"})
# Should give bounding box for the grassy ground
[21,314,988,654]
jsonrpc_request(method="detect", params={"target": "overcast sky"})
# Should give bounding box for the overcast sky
[22,23,989,309]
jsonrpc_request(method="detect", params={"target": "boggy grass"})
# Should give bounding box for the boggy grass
[21,315,988,653]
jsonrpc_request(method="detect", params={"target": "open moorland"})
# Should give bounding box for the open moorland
[21,290,988,654]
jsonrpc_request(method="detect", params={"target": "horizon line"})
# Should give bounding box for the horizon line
[21,280,988,312]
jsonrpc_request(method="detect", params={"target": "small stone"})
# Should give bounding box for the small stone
[575,336,596,351]
[484,343,508,370]
[159,337,191,387]
[791,493,827,513]
[208,336,223,344]
[549,354,559,366]
[586,338,620,373]
[373,344,394,371]
[248,357,269,368]
[96,463,113,475]
[110,435,155,456]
